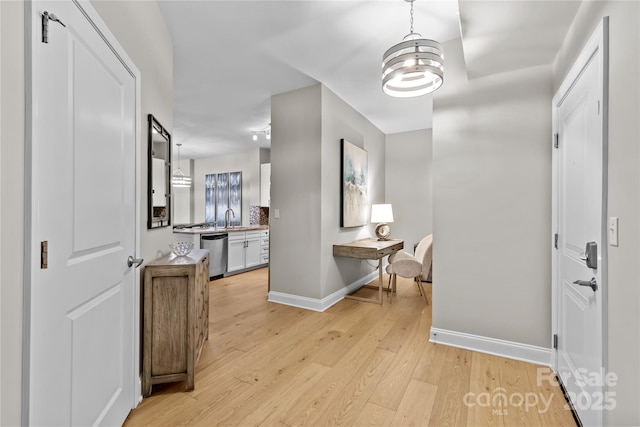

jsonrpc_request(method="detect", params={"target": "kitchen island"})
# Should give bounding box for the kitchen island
[173,224,269,236]
[174,225,269,276]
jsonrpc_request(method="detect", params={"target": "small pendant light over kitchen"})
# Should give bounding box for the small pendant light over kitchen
[382,0,444,98]
[172,143,192,187]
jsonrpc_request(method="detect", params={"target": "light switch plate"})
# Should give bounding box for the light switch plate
[274,208,280,219]
[608,217,618,246]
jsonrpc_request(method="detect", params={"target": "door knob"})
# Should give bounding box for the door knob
[127,256,144,268]
[573,278,598,292]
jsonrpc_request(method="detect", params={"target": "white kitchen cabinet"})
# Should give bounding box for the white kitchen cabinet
[245,232,261,268]
[226,230,263,274]
[260,163,271,207]
[227,233,247,273]
[260,229,269,264]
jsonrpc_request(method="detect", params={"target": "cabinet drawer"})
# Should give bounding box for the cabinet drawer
[260,245,269,255]
[261,254,269,264]
[228,231,246,242]
[245,230,261,239]
[261,229,269,237]
[261,237,269,246]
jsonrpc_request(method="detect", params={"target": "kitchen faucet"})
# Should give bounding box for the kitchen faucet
[224,208,235,228]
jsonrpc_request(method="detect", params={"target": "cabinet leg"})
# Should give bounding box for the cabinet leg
[143,381,152,398]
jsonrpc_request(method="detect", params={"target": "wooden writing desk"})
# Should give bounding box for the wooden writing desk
[333,238,403,304]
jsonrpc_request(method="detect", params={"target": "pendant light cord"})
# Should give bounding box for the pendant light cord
[409,0,414,33]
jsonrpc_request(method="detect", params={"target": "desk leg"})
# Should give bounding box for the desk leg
[344,257,385,305]
[378,258,383,305]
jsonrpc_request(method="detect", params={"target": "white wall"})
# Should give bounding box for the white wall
[319,85,386,298]
[270,84,323,298]
[0,1,173,424]
[432,37,553,348]
[553,2,640,424]
[270,84,386,301]
[0,2,24,425]
[385,129,433,251]
[0,4,3,423]
[193,149,262,226]
[259,147,271,164]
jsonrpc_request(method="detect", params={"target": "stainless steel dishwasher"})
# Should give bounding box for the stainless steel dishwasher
[201,233,228,279]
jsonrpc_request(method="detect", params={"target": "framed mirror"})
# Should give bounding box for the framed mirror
[147,114,171,229]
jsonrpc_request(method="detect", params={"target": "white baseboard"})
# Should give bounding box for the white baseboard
[429,327,552,367]
[133,376,142,408]
[268,271,379,312]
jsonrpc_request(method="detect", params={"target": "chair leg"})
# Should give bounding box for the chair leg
[387,274,396,304]
[417,278,429,305]
[414,277,422,295]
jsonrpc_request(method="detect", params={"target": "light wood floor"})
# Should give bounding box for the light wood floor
[125,268,577,426]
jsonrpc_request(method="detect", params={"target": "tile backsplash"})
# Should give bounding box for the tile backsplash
[249,206,269,225]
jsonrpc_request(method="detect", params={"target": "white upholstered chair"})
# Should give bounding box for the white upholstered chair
[385,234,433,304]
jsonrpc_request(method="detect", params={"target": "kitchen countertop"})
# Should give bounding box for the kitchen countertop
[173,225,268,235]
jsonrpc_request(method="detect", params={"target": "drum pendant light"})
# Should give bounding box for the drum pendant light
[382,0,444,98]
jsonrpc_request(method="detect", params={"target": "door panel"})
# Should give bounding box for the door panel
[562,94,588,255]
[554,22,606,427]
[73,35,126,251]
[69,284,123,427]
[29,1,137,425]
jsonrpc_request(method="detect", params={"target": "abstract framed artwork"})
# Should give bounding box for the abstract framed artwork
[340,139,368,227]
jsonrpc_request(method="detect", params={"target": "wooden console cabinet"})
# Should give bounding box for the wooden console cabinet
[143,249,209,396]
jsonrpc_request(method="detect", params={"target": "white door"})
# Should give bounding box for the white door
[28,1,139,425]
[553,19,608,427]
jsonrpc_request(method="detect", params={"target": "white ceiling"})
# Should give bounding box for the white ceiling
[458,0,580,79]
[158,0,462,159]
[158,1,580,159]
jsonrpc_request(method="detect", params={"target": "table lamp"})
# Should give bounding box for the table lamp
[371,204,394,240]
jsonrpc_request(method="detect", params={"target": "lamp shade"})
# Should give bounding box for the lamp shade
[172,169,192,188]
[172,143,192,187]
[371,204,394,223]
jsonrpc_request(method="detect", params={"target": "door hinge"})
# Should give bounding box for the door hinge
[553,334,558,350]
[554,233,559,249]
[42,11,66,44]
[41,241,48,269]
[553,133,559,149]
